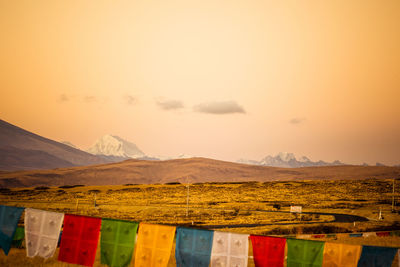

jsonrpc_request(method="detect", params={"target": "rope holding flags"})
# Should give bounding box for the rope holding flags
[0,204,399,267]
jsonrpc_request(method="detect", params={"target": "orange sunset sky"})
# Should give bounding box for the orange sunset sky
[0,1,399,165]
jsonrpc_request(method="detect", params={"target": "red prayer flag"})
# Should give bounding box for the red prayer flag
[376,231,390,237]
[311,234,325,238]
[58,214,101,267]
[250,235,286,267]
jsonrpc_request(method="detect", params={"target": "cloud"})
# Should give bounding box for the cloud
[193,101,246,114]
[289,117,306,124]
[84,95,97,103]
[156,99,184,110]
[58,94,69,103]
[124,95,137,106]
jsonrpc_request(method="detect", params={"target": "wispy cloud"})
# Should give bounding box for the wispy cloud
[84,95,97,103]
[124,95,137,106]
[289,117,306,124]
[156,99,184,110]
[193,101,246,114]
[57,94,70,103]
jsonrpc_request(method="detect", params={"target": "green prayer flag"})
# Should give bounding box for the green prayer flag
[12,226,25,248]
[287,238,325,267]
[100,218,138,267]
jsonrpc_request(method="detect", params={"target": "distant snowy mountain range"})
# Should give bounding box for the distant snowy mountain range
[67,135,389,167]
[237,152,345,168]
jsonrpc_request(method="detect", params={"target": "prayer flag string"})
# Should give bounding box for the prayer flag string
[0,205,398,267]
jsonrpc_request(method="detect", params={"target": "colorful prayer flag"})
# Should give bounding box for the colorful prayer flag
[357,245,397,267]
[11,226,24,248]
[134,223,176,267]
[0,205,24,255]
[349,233,363,237]
[322,242,361,267]
[58,214,101,267]
[175,227,214,267]
[376,231,390,237]
[100,218,138,267]
[25,208,64,259]
[210,231,249,267]
[287,239,324,267]
[250,235,286,267]
[362,232,376,238]
[391,230,400,237]
[398,249,400,267]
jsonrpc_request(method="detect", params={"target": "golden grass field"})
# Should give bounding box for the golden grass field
[0,179,399,266]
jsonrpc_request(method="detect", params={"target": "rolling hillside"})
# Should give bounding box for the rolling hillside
[0,157,399,187]
[0,119,108,171]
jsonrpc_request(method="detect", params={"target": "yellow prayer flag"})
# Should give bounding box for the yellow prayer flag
[134,223,176,267]
[322,242,361,267]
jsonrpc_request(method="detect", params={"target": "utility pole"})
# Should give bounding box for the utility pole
[186,177,190,217]
[392,179,395,212]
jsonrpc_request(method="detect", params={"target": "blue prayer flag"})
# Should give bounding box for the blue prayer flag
[357,245,397,267]
[349,233,363,237]
[0,205,24,255]
[176,227,214,267]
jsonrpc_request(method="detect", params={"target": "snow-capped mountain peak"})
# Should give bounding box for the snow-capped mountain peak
[239,152,345,168]
[87,134,145,158]
[177,154,194,159]
[277,152,296,162]
[298,156,311,163]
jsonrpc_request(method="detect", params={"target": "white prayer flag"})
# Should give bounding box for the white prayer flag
[210,231,249,267]
[25,208,64,259]
[362,232,376,238]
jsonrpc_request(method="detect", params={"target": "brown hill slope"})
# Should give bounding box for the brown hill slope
[0,119,108,170]
[0,157,399,187]
[0,146,75,171]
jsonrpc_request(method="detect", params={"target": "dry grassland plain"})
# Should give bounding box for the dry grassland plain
[0,179,399,266]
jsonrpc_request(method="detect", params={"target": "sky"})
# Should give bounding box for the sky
[0,0,399,165]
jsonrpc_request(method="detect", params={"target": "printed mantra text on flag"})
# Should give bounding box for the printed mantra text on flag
[134,223,176,267]
[25,208,64,259]
[210,231,249,267]
[322,242,361,267]
[287,239,325,267]
[100,218,138,267]
[58,214,101,267]
[250,235,286,267]
[175,227,214,267]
